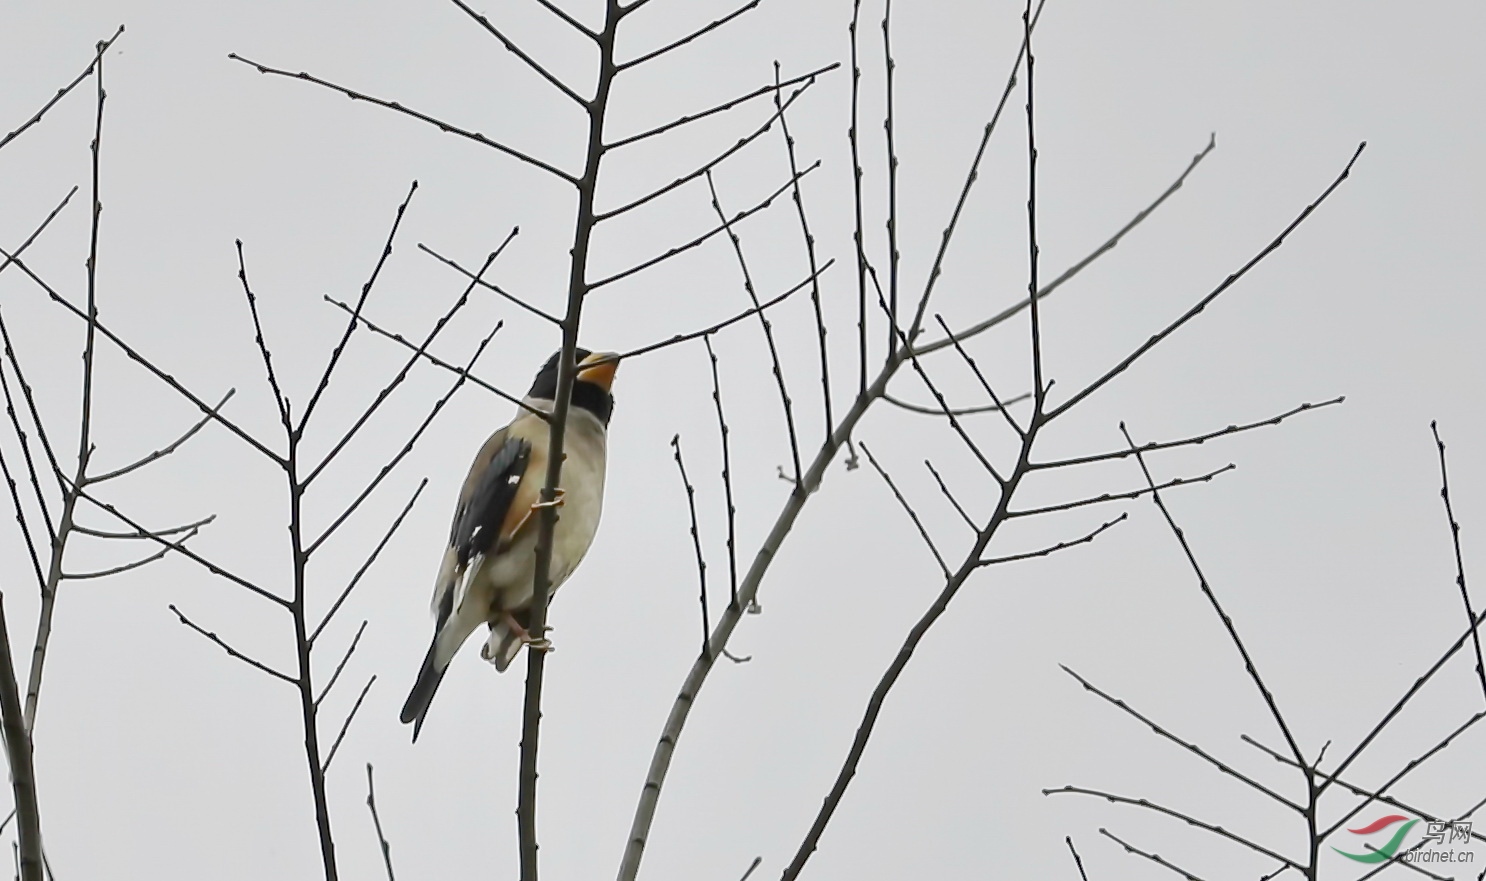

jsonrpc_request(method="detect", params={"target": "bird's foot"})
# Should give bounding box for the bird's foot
[530,488,566,510]
[502,613,555,653]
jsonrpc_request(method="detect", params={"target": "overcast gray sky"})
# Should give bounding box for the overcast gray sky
[3,1,1485,879]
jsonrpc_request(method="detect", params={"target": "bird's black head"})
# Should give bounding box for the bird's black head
[527,348,618,426]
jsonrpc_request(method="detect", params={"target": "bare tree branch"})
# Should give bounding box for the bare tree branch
[315,621,369,708]
[913,131,1214,357]
[448,0,588,105]
[0,26,123,153]
[1031,398,1344,471]
[1008,464,1234,518]
[300,182,419,430]
[589,160,820,291]
[1121,423,1305,764]
[227,53,577,184]
[1045,786,1302,869]
[1431,421,1486,702]
[64,524,204,579]
[0,596,42,881]
[702,336,739,608]
[593,81,816,223]
[311,480,426,644]
[860,443,948,577]
[1046,144,1366,422]
[89,390,236,483]
[607,64,836,151]
[169,604,296,685]
[1066,836,1090,881]
[418,240,560,325]
[706,171,802,486]
[1062,665,1301,810]
[618,0,760,71]
[1099,828,1208,881]
[365,764,396,881]
[978,514,1126,566]
[320,676,375,775]
[671,436,710,658]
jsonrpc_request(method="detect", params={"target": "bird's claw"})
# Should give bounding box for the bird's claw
[530,488,566,510]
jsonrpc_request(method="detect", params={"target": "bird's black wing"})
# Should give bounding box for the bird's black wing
[451,435,533,569]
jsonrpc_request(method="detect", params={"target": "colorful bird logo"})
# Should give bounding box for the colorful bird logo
[1332,815,1418,863]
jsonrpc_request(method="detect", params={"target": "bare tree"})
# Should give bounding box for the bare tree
[11,3,1480,881]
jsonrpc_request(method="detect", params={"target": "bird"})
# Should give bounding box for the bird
[400,347,619,740]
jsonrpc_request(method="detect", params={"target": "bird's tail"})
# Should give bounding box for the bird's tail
[399,639,448,742]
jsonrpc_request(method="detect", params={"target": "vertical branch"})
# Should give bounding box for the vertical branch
[703,336,739,608]
[1022,1,1045,412]
[518,3,617,878]
[365,764,396,881]
[881,0,900,356]
[0,596,41,881]
[287,436,339,881]
[1432,421,1486,702]
[24,47,111,733]
[671,436,709,658]
[772,63,833,439]
[704,171,802,487]
[848,0,869,396]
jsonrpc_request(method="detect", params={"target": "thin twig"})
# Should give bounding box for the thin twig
[1008,464,1234,518]
[0,26,123,153]
[304,234,516,486]
[1047,144,1366,422]
[447,0,587,105]
[228,53,576,184]
[616,0,761,71]
[924,460,976,532]
[89,390,236,483]
[594,81,817,223]
[671,436,710,658]
[365,764,396,881]
[705,171,802,487]
[79,490,285,606]
[978,514,1127,566]
[1431,421,1486,702]
[616,260,834,360]
[236,240,290,425]
[311,481,426,644]
[1045,786,1302,869]
[607,64,836,151]
[1062,665,1301,811]
[1031,398,1344,471]
[0,246,283,463]
[169,604,296,685]
[932,314,1026,437]
[300,182,419,431]
[315,620,369,708]
[322,296,535,414]
[1099,828,1208,881]
[1122,423,1304,764]
[320,675,375,774]
[1066,836,1090,881]
[64,524,203,579]
[418,240,561,325]
[590,160,820,290]
[702,337,739,608]
[773,61,833,444]
[860,443,948,577]
[305,320,501,556]
[914,131,1213,357]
